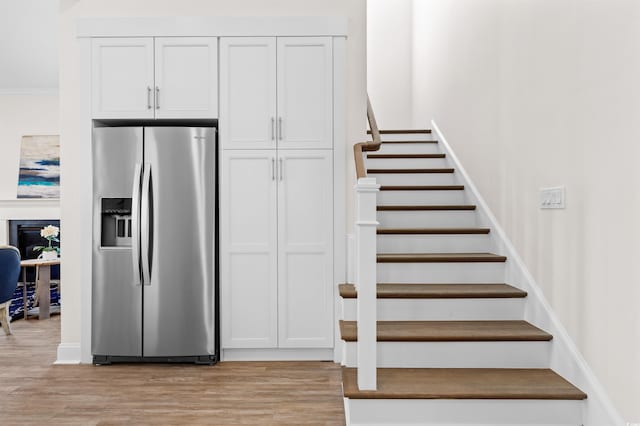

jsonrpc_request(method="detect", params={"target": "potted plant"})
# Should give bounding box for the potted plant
[34,225,60,260]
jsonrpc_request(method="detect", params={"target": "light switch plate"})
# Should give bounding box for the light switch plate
[540,186,565,209]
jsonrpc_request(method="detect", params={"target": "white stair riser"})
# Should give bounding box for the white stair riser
[345,399,583,426]
[368,173,458,186]
[342,341,550,368]
[376,143,441,154]
[377,262,506,283]
[365,158,450,169]
[378,133,434,141]
[378,190,466,206]
[341,298,525,321]
[377,234,493,253]
[377,210,477,228]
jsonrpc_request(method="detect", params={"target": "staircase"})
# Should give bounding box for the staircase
[341,127,588,426]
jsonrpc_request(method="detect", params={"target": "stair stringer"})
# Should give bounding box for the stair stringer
[431,120,624,426]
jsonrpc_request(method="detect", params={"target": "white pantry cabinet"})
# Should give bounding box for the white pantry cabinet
[92,37,218,119]
[220,37,333,150]
[276,150,333,347]
[220,150,278,348]
[220,150,333,349]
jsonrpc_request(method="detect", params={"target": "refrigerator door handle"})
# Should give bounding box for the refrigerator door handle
[131,162,143,286]
[141,162,152,286]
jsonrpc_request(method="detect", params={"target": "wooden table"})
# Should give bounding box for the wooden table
[20,258,60,320]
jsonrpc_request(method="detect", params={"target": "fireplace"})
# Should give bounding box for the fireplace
[9,220,61,282]
[7,220,61,320]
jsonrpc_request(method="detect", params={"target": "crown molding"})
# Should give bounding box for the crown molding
[0,88,59,96]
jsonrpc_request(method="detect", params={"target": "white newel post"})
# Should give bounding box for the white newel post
[354,177,379,390]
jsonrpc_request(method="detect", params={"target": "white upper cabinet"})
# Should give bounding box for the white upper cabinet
[220,36,332,149]
[92,37,218,119]
[92,38,155,119]
[220,38,277,150]
[277,38,333,149]
[154,37,218,119]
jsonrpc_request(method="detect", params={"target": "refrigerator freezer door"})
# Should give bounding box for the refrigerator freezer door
[92,127,143,357]
[142,127,216,357]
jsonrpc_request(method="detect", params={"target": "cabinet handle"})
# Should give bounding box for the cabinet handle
[146,87,152,110]
[279,158,283,181]
[278,117,283,141]
[271,158,275,181]
[155,86,160,110]
[271,117,275,141]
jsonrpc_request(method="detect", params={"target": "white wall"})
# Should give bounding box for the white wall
[58,0,366,351]
[411,0,640,421]
[0,94,60,199]
[367,0,413,129]
[0,0,59,92]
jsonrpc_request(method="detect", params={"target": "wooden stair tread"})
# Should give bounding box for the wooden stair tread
[377,252,507,263]
[380,185,464,191]
[338,283,527,299]
[378,228,490,235]
[339,320,551,342]
[367,153,445,159]
[368,129,432,134]
[377,205,476,211]
[342,368,587,400]
[368,168,454,174]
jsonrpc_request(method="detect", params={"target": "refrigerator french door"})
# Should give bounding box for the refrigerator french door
[92,126,217,364]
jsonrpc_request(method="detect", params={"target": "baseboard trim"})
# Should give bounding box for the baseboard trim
[54,343,81,364]
[221,348,334,361]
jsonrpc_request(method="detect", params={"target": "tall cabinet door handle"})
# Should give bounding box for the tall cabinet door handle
[155,86,160,110]
[271,118,275,141]
[146,87,152,110]
[278,117,283,140]
[279,158,284,181]
[271,158,275,181]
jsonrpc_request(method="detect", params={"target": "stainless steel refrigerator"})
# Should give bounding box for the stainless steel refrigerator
[92,126,217,364]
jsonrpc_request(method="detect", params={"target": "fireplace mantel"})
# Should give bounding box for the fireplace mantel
[0,199,61,245]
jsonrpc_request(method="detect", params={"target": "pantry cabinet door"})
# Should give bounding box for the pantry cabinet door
[277,150,333,347]
[220,38,277,149]
[276,37,333,149]
[155,37,218,119]
[221,150,278,348]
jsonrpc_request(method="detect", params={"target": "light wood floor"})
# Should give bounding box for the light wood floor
[0,316,346,425]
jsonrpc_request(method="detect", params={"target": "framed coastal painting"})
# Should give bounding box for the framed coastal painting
[17,135,60,199]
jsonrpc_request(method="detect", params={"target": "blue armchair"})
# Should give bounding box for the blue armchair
[0,246,21,335]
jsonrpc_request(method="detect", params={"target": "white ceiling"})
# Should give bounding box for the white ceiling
[0,0,59,92]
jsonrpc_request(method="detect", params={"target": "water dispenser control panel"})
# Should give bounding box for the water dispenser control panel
[101,198,133,247]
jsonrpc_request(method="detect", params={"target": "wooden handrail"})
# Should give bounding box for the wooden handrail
[354,95,382,179]
[367,95,381,146]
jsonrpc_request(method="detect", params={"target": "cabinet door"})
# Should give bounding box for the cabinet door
[92,38,154,119]
[277,150,333,347]
[277,38,333,149]
[155,37,218,119]
[220,38,277,149]
[221,150,278,348]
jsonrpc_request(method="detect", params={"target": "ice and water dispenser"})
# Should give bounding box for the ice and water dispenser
[100,198,132,247]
